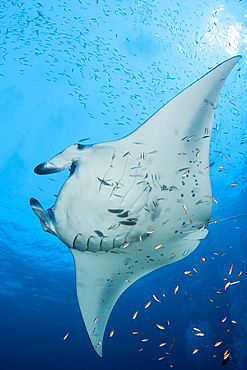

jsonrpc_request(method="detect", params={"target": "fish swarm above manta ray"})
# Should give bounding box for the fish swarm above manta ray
[30,55,241,357]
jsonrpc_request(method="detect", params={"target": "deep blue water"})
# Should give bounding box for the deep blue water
[0,0,246,369]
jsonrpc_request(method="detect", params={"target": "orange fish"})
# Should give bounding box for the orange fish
[196,150,201,157]
[229,264,233,275]
[123,242,130,248]
[145,301,151,309]
[223,352,230,360]
[174,285,179,295]
[201,257,205,263]
[193,268,198,273]
[159,342,167,347]
[193,348,199,354]
[158,357,165,361]
[214,341,222,347]
[181,170,189,177]
[109,330,114,337]
[230,183,238,186]
[93,316,100,323]
[230,280,240,285]
[153,294,161,302]
[184,271,191,275]
[231,320,238,324]
[193,327,201,332]
[156,324,165,330]
[133,311,139,320]
[238,271,242,277]
[63,332,69,340]
[141,338,149,342]
[205,195,218,204]
[215,123,219,130]
[224,282,230,290]
[139,236,142,244]
[222,317,227,323]
[195,332,204,337]
[225,329,230,333]
[183,204,188,214]
[155,244,163,250]
[132,332,139,334]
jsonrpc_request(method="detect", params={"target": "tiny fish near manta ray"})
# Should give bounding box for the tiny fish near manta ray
[30,55,241,357]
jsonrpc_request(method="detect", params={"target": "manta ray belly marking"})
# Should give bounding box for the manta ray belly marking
[30,56,241,357]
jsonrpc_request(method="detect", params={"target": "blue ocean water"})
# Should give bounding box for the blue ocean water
[0,0,246,369]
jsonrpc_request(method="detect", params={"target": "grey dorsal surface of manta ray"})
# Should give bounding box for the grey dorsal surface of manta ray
[30,55,241,357]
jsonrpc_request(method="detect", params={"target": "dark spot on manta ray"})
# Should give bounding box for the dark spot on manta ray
[204,98,214,107]
[108,209,124,213]
[77,144,86,150]
[119,220,136,226]
[117,211,129,218]
[94,230,105,237]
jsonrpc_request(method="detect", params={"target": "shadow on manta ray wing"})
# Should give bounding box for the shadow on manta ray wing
[30,55,241,357]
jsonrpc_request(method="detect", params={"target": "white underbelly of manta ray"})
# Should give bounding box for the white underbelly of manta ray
[30,55,241,357]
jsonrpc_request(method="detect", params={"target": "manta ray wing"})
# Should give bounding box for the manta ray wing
[31,55,241,357]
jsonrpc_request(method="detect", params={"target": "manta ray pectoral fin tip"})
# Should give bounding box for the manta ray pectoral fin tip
[34,161,66,175]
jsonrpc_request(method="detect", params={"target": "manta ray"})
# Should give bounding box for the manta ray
[30,55,241,357]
